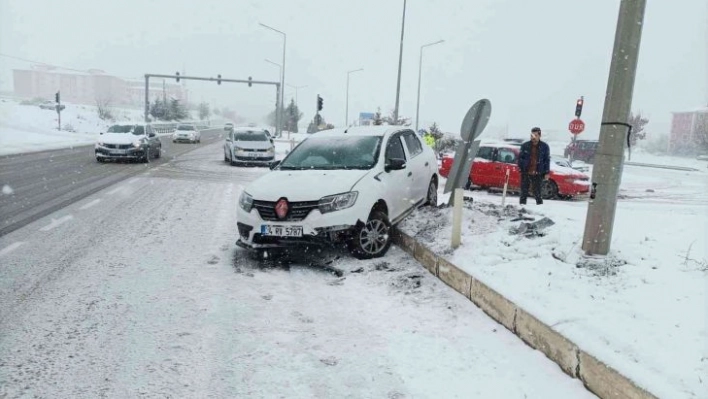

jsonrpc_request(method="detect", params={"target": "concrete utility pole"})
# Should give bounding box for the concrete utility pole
[582,0,647,256]
[346,68,363,126]
[393,0,407,124]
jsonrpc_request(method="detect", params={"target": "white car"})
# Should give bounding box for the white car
[95,123,161,163]
[172,124,201,143]
[224,128,276,166]
[236,126,439,259]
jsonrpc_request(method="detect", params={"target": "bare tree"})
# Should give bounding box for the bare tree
[96,95,114,121]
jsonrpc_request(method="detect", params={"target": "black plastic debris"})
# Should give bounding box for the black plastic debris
[510,217,555,237]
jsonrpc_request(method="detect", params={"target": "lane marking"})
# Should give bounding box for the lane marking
[0,242,24,257]
[39,215,74,232]
[79,199,101,210]
[107,186,125,195]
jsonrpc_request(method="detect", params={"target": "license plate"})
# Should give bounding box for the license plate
[248,152,259,158]
[260,225,303,237]
[111,150,127,155]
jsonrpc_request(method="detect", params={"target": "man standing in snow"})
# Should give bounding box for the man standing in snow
[518,127,551,205]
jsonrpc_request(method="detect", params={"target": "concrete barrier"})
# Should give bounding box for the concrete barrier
[413,243,438,276]
[437,258,470,299]
[469,278,517,332]
[579,351,657,399]
[515,308,579,377]
[391,226,658,399]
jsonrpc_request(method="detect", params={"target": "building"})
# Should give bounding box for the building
[669,106,708,154]
[13,65,183,107]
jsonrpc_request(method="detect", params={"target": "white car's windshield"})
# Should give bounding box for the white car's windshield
[177,125,195,131]
[233,132,269,141]
[107,125,144,135]
[279,136,382,170]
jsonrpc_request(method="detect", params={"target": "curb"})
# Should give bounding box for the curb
[392,228,658,399]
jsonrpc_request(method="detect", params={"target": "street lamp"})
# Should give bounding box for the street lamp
[415,39,444,131]
[346,68,363,127]
[265,59,282,134]
[393,0,407,124]
[259,22,286,137]
[287,84,307,106]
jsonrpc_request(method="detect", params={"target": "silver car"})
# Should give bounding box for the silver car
[224,129,275,166]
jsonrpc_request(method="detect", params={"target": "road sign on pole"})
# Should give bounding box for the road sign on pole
[569,118,585,135]
[443,99,492,201]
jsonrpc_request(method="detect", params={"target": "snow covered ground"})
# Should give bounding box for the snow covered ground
[0,143,594,398]
[399,162,708,398]
[0,99,147,156]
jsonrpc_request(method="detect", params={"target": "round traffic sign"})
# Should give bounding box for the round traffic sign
[569,118,585,135]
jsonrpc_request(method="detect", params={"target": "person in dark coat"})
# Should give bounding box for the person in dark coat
[517,127,551,205]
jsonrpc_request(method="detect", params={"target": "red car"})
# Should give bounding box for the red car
[439,143,590,199]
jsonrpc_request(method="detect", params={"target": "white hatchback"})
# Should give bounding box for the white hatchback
[236,126,439,259]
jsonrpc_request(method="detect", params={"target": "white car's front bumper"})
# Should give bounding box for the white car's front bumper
[236,199,366,249]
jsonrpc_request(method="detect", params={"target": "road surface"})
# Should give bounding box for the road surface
[0,141,594,398]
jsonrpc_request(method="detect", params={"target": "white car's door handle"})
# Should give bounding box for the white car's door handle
[407,171,412,177]
[425,161,429,166]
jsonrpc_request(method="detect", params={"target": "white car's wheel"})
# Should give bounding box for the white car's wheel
[348,210,392,260]
[425,177,438,206]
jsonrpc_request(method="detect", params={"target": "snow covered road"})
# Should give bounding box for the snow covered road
[0,128,224,236]
[0,142,594,398]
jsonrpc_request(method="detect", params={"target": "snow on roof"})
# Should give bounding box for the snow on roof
[315,126,408,137]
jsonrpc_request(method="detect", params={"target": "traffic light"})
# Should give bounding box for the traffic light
[55,91,60,103]
[317,95,323,111]
[248,76,252,87]
[575,97,584,118]
[217,74,222,85]
[176,72,180,82]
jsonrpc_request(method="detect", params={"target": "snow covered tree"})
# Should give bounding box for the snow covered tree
[283,99,303,133]
[383,108,411,126]
[428,122,443,140]
[373,108,383,126]
[169,99,189,120]
[628,111,649,146]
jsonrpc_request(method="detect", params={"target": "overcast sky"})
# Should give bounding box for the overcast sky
[1,0,706,138]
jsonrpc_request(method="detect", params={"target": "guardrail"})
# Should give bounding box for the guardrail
[625,162,701,172]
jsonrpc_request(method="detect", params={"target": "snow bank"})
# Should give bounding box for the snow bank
[398,167,707,398]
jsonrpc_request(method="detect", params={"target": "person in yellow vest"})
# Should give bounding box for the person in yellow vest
[423,132,435,148]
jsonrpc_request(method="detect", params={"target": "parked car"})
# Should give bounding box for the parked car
[172,124,201,143]
[224,122,234,131]
[39,101,65,111]
[439,143,590,199]
[224,128,275,166]
[564,140,599,163]
[95,123,161,163]
[236,126,439,259]
[553,156,590,173]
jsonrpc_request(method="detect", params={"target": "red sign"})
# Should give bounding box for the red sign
[275,198,289,219]
[569,118,585,135]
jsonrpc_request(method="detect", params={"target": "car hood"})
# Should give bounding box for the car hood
[246,169,371,201]
[232,141,273,150]
[98,133,141,144]
[551,163,589,179]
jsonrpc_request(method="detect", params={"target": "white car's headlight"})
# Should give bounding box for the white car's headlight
[318,192,358,214]
[234,146,244,151]
[132,140,143,148]
[239,191,253,212]
[96,142,104,147]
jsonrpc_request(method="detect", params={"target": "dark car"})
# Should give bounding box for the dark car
[95,123,162,163]
[564,140,599,163]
